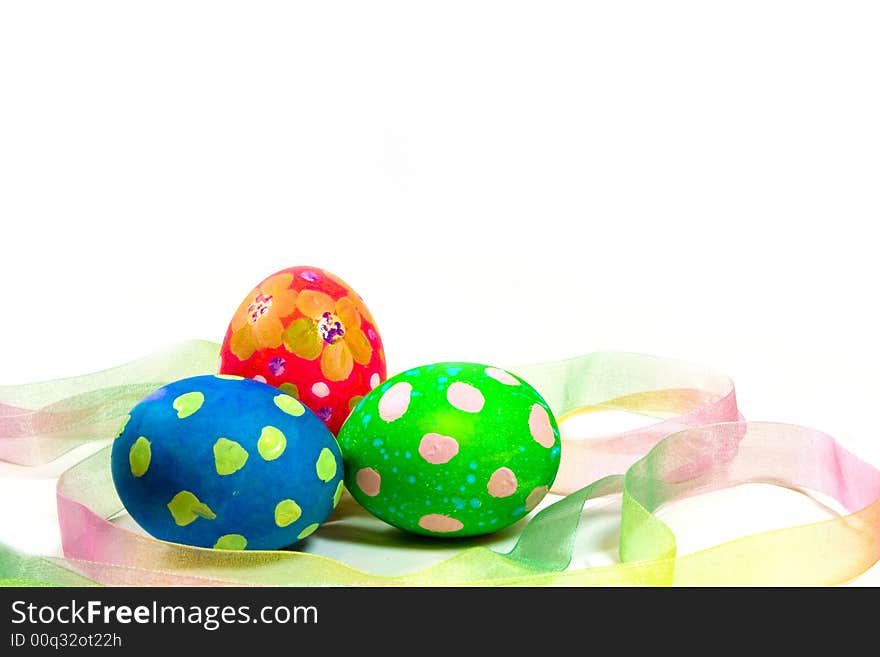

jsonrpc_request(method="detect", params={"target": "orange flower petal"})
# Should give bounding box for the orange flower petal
[335,296,362,330]
[350,294,376,327]
[253,314,285,349]
[297,290,335,319]
[282,319,323,360]
[229,325,259,361]
[321,341,354,381]
[271,289,299,318]
[261,273,294,297]
[345,327,372,365]
[229,289,259,331]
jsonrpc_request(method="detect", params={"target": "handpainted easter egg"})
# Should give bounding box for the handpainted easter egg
[337,363,561,537]
[219,266,386,435]
[111,374,344,550]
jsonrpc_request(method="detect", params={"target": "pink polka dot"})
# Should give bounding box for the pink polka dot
[446,382,485,413]
[529,404,556,448]
[525,485,549,511]
[487,467,518,498]
[485,367,520,386]
[356,468,381,497]
[418,433,459,464]
[312,382,330,398]
[378,382,412,422]
[253,375,267,383]
[418,514,464,533]
[370,373,380,389]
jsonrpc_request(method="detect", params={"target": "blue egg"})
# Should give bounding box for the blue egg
[111,374,344,550]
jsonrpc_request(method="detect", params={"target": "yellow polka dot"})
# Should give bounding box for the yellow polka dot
[214,374,244,380]
[128,437,151,477]
[213,438,249,475]
[167,491,216,526]
[297,523,320,540]
[274,499,302,527]
[257,426,287,461]
[214,534,247,550]
[274,394,305,416]
[315,448,337,482]
[333,481,345,507]
[173,391,204,419]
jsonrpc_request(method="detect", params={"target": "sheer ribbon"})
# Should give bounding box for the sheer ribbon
[1,343,877,586]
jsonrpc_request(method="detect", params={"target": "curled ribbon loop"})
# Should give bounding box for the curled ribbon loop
[0,341,221,466]
[1,344,878,586]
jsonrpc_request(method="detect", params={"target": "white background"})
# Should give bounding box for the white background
[0,2,877,584]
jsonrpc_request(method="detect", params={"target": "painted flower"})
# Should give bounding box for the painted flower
[282,291,372,381]
[322,270,377,326]
[228,273,299,361]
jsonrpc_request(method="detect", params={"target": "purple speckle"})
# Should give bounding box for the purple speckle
[300,270,320,282]
[318,312,346,344]
[367,328,377,340]
[268,357,286,376]
[317,407,333,422]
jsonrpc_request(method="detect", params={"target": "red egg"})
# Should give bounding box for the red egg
[219,266,386,434]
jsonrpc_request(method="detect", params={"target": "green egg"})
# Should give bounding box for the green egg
[337,362,561,537]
